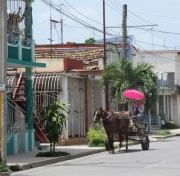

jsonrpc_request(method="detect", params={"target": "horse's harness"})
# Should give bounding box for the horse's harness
[100,110,129,125]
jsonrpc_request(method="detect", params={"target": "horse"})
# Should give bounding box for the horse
[94,107,130,153]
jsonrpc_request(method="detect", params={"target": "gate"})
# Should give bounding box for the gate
[68,78,85,137]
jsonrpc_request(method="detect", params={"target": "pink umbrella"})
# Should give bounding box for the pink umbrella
[122,89,144,100]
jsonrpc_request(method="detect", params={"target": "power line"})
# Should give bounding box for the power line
[135,43,180,63]
[130,27,180,36]
[62,0,121,37]
[132,12,180,20]
[135,39,180,48]
[108,0,180,47]
[63,0,102,25]
[34,20,49,27]
[63,23,102,39]
[41,0,118,38]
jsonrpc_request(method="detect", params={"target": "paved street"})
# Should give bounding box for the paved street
[12,136,180,176]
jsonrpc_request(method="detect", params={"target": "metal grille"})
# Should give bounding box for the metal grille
[7,74,16,92]
[33,73,62,116]
[33,73,62,92]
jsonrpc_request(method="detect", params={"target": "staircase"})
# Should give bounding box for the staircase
[13,73,49,143]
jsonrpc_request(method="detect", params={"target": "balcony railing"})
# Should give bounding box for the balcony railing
[7,34,35,62]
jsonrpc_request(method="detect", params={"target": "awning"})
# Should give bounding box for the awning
[7,58,46,68]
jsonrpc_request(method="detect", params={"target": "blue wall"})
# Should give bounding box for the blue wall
[96,35,133,59]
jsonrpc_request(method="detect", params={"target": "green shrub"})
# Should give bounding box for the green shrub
[36,151,70,157]
[165,122,180,129]
[0,163,10,172]
[155,131,172,136]
[87,124,106,147]
[9,164,23,171]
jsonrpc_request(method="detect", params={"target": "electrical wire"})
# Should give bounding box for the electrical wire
[41,0,120,38]
[110,0,180,46]
[135,42,180,63]
[34,20,49,27]
[132,12,180,20]
[63,0,102,25]
[135,40,180,48]
[63,23,101,39]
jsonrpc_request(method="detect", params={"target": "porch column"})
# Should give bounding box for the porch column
[170,95,173,121]
[24,0,33,39]
[167,95,169,121]
[156,100,160,128]
[25,67,34,151]
[61,75,69,140]
[163,89,167,121]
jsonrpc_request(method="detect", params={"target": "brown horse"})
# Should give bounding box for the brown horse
[94,107,130,153]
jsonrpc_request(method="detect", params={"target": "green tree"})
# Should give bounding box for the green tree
[85,37,96,44]
[38,101,70,152]
[99,59,159,111]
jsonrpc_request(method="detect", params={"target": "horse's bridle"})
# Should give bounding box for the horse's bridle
[94,108,106,123]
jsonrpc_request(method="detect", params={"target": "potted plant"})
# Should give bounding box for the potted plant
[38,101,69,153]
[0,163,11,176]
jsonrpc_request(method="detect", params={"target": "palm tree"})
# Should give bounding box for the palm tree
[99,59,159,111]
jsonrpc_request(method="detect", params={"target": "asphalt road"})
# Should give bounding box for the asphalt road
[12,136,180,176]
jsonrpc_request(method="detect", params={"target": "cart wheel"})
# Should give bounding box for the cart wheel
[141,135,149,150]
[105,137,109,151]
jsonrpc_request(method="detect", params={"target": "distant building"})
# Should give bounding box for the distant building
[132,49,180,126]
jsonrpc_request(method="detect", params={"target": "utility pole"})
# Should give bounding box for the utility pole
[0,0,7,164]
[60,4,63,44]
[122,4,127,59]
[103,0,106,63]
[50,0,52,58]
[103,0,109,111]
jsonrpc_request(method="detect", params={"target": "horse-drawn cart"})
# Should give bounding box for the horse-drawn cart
[94,89,150,153]
[104,117,150,151]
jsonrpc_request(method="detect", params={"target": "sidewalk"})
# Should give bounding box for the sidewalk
[7,128,180,170]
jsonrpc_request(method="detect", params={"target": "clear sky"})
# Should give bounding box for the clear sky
[28,0,180,50]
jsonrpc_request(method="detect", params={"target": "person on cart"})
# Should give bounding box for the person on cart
[132,98,144,127]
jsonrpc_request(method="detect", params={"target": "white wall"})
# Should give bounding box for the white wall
[133,51,179,85]
[35,58,64,72]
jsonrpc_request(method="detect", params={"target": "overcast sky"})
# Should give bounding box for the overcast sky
[28,0,180,50]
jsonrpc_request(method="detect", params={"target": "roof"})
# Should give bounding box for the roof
[35,48,104,70]
[35,42,103,51]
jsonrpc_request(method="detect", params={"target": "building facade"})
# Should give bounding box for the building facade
[132,50,180,126]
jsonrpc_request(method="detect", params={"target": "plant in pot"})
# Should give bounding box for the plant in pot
[37,101,70,154]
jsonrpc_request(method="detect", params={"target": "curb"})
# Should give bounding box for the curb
[22,148,106,170]
[151,134,178,140]
[21,141,140,171]
[13,134,179,172]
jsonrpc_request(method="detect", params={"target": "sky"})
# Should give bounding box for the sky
[25,0,180,50]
